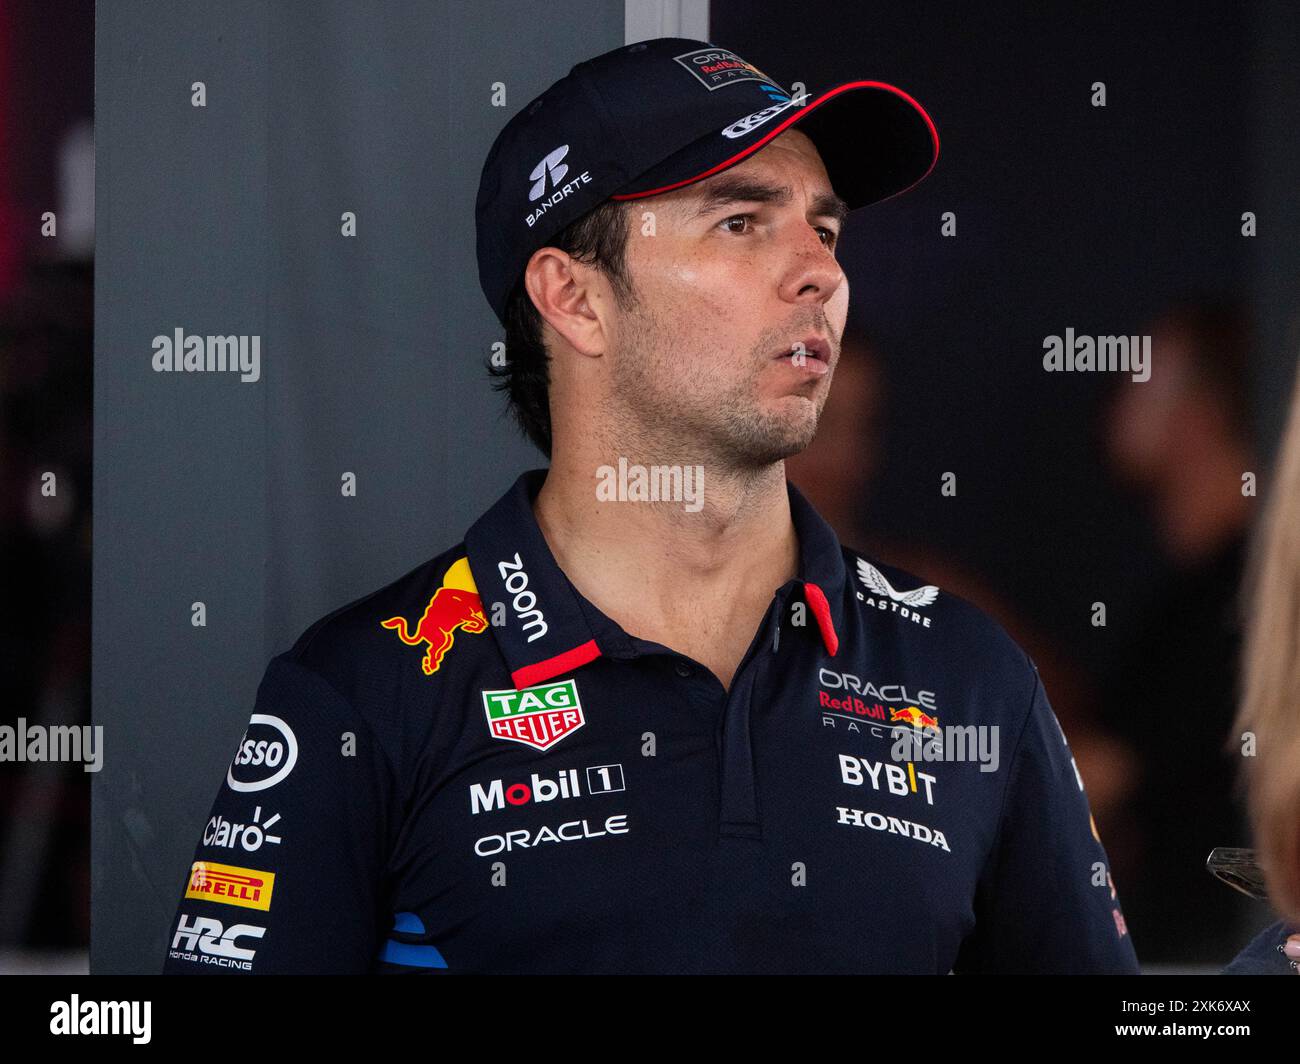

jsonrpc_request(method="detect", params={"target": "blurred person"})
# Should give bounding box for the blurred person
[1222,352,1300,974]
[1100,299,1260,964]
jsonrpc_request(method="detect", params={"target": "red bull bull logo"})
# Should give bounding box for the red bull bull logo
[889,706,940,732]
[381,557,487,676]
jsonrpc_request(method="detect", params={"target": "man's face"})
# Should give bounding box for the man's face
[602,128,849,468]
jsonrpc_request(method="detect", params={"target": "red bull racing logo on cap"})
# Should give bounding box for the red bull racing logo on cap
[482,678,585,752]
[673,46,781,92]
[381,557,488,676]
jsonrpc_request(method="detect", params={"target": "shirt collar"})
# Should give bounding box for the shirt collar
[786,476,847,657]
[465,468,846,689]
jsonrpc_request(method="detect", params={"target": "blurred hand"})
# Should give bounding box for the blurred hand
[1285,935,1300,973]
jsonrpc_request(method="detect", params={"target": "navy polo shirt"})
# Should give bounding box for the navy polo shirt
[162,468,1139,974]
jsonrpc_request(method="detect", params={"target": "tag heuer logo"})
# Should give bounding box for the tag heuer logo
[483,679,585,751]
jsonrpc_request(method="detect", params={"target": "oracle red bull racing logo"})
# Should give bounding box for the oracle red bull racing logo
[816,670,940,739]
[673,46,781,92]
[381,557,487,676]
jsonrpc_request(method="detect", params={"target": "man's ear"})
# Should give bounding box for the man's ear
[524,248,606,359]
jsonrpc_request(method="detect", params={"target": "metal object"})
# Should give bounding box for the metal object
[1206,847,1270,901]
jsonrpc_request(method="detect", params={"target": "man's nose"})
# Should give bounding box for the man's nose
[781,226,845,305]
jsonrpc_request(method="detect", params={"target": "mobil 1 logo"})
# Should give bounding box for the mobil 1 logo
[470,762,626,815]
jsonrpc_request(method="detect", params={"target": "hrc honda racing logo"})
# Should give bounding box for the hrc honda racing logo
[169,913,265,971]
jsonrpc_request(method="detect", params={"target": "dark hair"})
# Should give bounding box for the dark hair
[488,199,635,458]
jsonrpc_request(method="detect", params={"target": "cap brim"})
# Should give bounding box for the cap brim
[611,80,939,209]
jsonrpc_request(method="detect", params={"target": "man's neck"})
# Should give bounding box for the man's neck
[533,452,800,682]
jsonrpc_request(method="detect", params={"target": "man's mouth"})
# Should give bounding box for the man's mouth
[773,335,830,360]
[772,335,832,376]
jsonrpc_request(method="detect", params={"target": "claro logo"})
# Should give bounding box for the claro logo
[498,552,548,643]
[227,714,298,793]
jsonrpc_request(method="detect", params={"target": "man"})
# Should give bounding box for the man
[162,38,1138,974]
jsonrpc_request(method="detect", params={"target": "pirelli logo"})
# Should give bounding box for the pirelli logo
[184,860,275,911]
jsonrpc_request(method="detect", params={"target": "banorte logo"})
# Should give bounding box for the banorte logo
[528,144,569,203]
[381,557,488,676]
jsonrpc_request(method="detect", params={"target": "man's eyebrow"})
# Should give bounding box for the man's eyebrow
[685,176,849,225]
[811,191,850,226]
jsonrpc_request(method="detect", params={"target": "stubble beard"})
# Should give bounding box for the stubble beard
[606,298,830,472]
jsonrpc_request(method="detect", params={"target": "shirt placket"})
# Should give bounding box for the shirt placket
[715,586,792,841]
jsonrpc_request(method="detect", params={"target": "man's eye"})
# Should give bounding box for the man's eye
[720,214,754,234]
[718,214,838,248]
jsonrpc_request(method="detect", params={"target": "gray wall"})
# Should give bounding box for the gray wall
[91,0,636,974]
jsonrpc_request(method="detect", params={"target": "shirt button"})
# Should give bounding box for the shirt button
[674,662,691,678]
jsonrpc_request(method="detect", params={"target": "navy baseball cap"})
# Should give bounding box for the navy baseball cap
[475,38,939,325]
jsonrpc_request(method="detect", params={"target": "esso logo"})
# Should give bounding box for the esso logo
[236,739,284,768]
[227,714,298,793]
